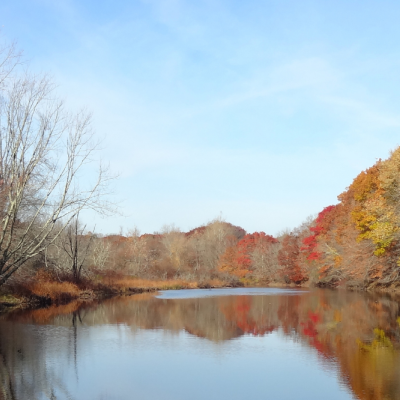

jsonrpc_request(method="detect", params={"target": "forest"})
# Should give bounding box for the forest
[4,145,400,304]
[1,39,400,306]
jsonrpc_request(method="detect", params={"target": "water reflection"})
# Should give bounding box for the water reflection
[1,288,400,400]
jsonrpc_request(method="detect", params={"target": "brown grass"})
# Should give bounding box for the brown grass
[107,277,230,291]
[2,269,237,311]
[110,278,198,290]
[18,269,82,303]
[30,280,80,300]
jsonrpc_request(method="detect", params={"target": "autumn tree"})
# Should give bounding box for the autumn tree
[0,42,114,286]
[160,224,187,276]
[125,227,149,276]
[250,233,280,281]
[187,218,244,275]
[278,233,306,284]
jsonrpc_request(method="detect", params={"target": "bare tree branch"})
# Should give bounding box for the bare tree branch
[0,43,116,285]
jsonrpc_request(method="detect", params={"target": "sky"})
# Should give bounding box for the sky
[1,0,400,235]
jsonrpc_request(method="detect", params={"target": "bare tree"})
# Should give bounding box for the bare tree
[125,227,148,276]
[92,237,111,271]
[0,44,115,286]
[200,218,236,271]
[251,241,280,281]
[161,224,186,274]
[59,215,94,282]
[0,41,21,90]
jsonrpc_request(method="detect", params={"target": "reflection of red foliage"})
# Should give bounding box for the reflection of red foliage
[301,311,320,336]
[220,296,277,336]
[309,311,320,323]
[218,294,335,361]
[300,311,329,357]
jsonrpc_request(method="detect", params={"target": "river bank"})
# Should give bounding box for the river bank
[3,273,400,315]
[0,275,244,313]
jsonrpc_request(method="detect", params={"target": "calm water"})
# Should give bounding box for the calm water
[1,288,400,400]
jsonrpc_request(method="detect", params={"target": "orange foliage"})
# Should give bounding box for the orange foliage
[218,245,241,276]
[218,232,278,279]
[278,234,306,284]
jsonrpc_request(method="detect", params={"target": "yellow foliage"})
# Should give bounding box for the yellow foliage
[334,255,342,267]
[357,328,393,351]
[379,147,400,200]
[349,158,400,256]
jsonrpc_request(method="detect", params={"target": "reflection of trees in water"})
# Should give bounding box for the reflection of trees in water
[2,290,400,399]
[0,351,15,400]
[0,312,80,400]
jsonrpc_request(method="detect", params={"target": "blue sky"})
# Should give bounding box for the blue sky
[2,0,400,235]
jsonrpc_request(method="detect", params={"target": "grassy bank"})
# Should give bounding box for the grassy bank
[0,270,242,311]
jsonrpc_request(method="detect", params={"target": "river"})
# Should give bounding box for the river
[1,287,399,400]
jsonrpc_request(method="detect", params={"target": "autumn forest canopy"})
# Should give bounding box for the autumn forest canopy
[83,145,400,292]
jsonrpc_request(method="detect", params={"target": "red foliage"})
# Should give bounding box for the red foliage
[140,233,163,239]
[185,226,207,237]
[236,232,278,271]
[103,235,129,244]
[301,205,337,261]
[278,234,306,283]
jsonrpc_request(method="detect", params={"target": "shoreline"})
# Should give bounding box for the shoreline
[0,279,244,313]
[2,279,400,314]
[0,282,400,315]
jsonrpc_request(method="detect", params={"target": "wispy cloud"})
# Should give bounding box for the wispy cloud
[4,0,400,233]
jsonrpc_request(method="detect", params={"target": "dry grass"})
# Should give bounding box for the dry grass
[30,280,80,300]
[108,277,230,291]
[110,278,198,290]
[19,269,82,302]
[2,269,237,310]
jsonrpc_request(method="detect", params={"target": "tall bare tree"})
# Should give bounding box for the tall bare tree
[125,227,148,276]
[161,224,186,274]
[62,215,94,282]
[91,236,111,272]
[0,43,114,285]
